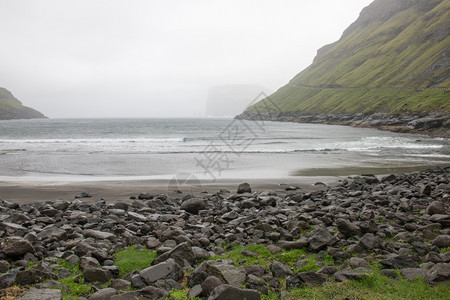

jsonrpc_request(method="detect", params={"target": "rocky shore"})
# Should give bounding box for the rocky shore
[0,168,449,299]
[236,111,450,136]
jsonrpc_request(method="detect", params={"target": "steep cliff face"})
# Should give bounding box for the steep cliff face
[238,0,449,134]
[294,0,448,89]
[0,88,46,120]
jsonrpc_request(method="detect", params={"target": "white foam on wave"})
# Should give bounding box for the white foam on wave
[332,137,444,152]
[0,137,185,144]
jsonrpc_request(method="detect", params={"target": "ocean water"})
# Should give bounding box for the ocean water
[0,118,448,180]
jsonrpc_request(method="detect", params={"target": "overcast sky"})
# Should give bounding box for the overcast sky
[0,0,373,118]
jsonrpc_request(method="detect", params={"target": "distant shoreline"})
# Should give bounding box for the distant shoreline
[236,111,450,138]
[2,165,449,204]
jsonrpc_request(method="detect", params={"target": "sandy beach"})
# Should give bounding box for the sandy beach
[0,176,337,205]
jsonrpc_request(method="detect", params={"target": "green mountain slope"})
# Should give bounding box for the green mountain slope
[238,0,449,133]
[0,88,46,120]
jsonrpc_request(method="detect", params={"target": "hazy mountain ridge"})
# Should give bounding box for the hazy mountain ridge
[0,88,46,120]
[237,0,449,134]
[206,85,271,117]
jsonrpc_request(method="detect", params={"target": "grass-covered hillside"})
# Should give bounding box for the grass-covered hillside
[0,87,46,120]
[241,0,449,120]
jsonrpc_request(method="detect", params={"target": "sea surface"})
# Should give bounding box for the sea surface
[0,118,448,181]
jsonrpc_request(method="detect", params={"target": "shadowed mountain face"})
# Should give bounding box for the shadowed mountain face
[206,85,271,117]
[0,88,46,120]
[238,0,449,133]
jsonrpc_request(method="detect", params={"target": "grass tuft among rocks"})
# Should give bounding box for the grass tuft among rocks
[114,245,158,277]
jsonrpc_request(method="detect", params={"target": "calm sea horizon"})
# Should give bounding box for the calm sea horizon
[0,118,448,181]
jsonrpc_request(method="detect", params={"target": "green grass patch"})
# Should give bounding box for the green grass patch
[440,247,450,254]
[54,258,92,300]
[167,289,201,300]
[287,269,450,300]
[208,244,274,267]
[278,249,307,265]
[209,244,334,273]
[114,245,158,277]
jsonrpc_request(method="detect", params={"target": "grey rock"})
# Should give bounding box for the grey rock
[53,200,71,210]
[266,245,282,254]
[35,280,70,294]
[192,246,210,260]
[138,192,153,200]
[139,286,170,300]
[188,285,203,298]
[83,268,113,283]
[201,276,223,297]
[430,214,450,226]
[245,274,268,294]
[432,235,450,248]
[334,269,368,282]
[0,269,18,289]
[37,227,68,241]
[237,183,252,194]
[58,268,72,279]
[400,268,430,280]
[152,242,197,268]
[359,233,378,250]
[130,274,146,289]
[336,218,360,237]
[127,212,147,222]
[308,226,335,252]
[79,256,100,272]
[297,271,328,286]
[346,244,364,254]
[222,211,239,220]
[180,198,206,214]
[420,185,432,196]
[208,284,260,300]
[187,270,208,287]
[74,241,96,257]
[84,229,115,240]
[317,266,337,276]
[75,192,91,198]
[271,261,294,278]
[277,239,308,250]
[425,252,443,264]
[111,292,140,300]
[0,260,10,273]
[244,265,266,277]
[110,279,131,290]
[15,265,58,285]
[190,260,246,287]
[380,255,419,269]
[154,279,183,291]
[88,288,117,300]
[1,236,35,257]
[146,238,162,249]
[65,254,80,266]
[139,258,183,284]
[19,288,62,300]
[348,257,369,268]
[380,269,397,278]
[442,251,450,263]
[426,201,446,215]
[426,263,450,284]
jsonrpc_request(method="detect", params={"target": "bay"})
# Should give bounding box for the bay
[0,118,448,180]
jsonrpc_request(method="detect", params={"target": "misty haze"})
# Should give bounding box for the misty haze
[0,0,449,299]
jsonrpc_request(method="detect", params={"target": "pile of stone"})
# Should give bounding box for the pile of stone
[0,168,449,299]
